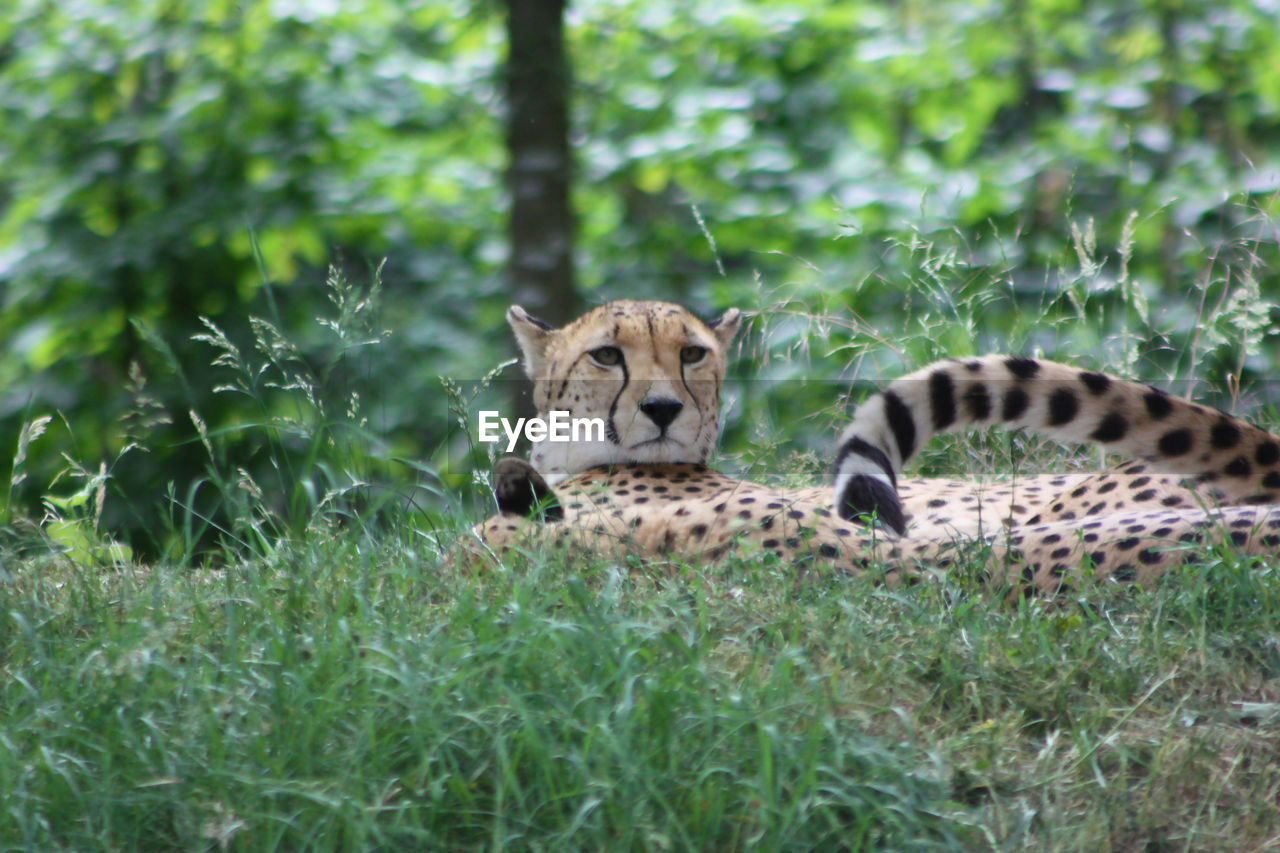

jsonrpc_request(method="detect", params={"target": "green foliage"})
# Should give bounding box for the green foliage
[0,0,504,551]
[40,456,135,567]
[569,0,1280,306]
[171,263,400,555]
[2,0,1280,549]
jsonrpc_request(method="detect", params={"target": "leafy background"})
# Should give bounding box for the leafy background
[2,0,1279,558]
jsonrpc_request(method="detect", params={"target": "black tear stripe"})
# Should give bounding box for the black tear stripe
[606,361,629,444]
[882,390,917,462]
[645,310,658,362]
[680,362,694,402]
[929,371,957,430]
[835,436,898,488]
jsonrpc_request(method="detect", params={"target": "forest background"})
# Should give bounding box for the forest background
[2,0,1279,558]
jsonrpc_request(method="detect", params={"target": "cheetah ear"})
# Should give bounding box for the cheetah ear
[507,305,556,378]
[706,308,741,349]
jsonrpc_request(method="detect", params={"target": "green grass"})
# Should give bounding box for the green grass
[5,231,1280,850]
[3,532,1279,850]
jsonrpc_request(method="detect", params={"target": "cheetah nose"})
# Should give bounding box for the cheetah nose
[640,397,683,429]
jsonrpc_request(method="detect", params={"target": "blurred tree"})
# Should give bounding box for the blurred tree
[505,0,577,325]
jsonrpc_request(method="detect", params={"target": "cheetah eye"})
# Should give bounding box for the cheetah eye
[680,345,708,365]
[588,346,623,367]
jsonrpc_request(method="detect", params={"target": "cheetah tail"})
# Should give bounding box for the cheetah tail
[833,355,1280,527]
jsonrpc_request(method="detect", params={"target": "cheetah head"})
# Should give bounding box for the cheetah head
[507,299,741,483]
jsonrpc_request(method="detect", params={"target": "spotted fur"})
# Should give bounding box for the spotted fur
[834,355,1280,532]
[461,301,1280,597]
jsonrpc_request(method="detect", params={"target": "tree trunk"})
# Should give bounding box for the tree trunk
[505,0,576,327]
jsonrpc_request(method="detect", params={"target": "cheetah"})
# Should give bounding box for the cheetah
[463,299,1280,597]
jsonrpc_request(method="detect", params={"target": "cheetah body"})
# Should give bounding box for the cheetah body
[467,300,1280,596]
